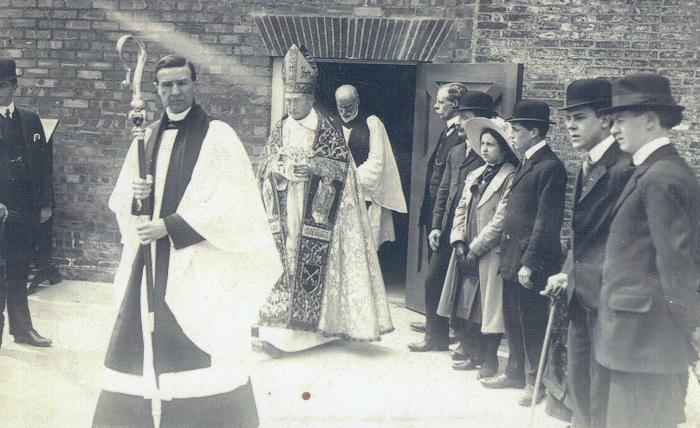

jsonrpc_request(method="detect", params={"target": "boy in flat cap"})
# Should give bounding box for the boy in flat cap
[0,58,53,349]
[544,78,633,427]
[481,100,567,407]
[595,73,700,428]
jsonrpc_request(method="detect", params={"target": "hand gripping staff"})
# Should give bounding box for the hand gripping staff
[116,34,162,428]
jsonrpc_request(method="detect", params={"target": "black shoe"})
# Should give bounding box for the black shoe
[476,366,497,380]
[452,358,481,371]
[518,384,545,406]
[480,374,525,389]
[409,322,426,333]
[408,338,449,352]
[14,329,52,347]
[46,266,63,285]
[450,346,469,361]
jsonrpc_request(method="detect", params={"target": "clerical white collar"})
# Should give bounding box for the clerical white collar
[525,140,548,159]
[293,108,318,131]
[632,136,671,166]
[0,101,15,118]
[166,105,192,122]
[341,109,358,125]
[587,135,616,163]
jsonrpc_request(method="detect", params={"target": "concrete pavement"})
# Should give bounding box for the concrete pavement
[1,280,698,427]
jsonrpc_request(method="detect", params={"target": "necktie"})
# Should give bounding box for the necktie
[582,154,593,179]
[516,158,528,173]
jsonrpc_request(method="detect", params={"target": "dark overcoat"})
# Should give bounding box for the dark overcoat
[431,143,483,234]
[596,144,700,374]
[0,107,54,220]
[565,142,633,309]
[499,144,567,285]
[418,123,464,229]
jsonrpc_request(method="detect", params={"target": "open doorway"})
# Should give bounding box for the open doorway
[314,61,417,294]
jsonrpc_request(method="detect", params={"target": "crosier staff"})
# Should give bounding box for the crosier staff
[116,34,162,428]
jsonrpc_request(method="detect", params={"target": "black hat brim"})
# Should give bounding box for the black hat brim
[0,70,21,81]
[456,106,497,115]
[559,100,610,111]
[506,117,556,125]
[598,103,685,115]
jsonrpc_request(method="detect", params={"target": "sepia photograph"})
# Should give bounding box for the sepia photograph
[0,0,699,427]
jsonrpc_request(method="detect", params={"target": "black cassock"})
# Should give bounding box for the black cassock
[93,104,258,428]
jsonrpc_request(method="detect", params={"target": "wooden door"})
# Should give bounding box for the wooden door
[405,63,524,312]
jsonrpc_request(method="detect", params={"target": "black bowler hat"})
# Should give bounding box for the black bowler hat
[599,73,684,114]
[506,99,556,124]
[456,91,496,116]
[560,78,611,111]
[0,58,22,81]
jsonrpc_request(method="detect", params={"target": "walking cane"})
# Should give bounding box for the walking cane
[529,296,557,428]
[116,34,161,428]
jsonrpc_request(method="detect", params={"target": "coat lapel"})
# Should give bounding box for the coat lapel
[610,145,675,217]
[459,148,479,171]
[16,109,36,171]
[510,144,551,188]
[577,163,607,203]
[578,143,621,203]
[610,166,643,218]
[478,163,515,208]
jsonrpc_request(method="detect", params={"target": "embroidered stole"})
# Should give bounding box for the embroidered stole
[258,112,350,329]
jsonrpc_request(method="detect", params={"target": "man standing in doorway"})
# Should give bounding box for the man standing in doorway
[334,84,407,250]
[595,73,700,428]
[409,88,488,353]
[481,100,567,408]
[543,78,633,427]
[93,55,281,427]
[0,58,53,349]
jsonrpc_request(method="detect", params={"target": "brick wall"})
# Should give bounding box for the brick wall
[470,0,700,237]
[1,0,697,280]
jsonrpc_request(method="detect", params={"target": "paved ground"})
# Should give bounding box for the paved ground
[1,280,699,428]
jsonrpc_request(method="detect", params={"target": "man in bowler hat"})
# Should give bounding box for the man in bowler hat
[595,73,700,428]
[481,100,567,407]
[0,58,53,348]
[544,79,633,427]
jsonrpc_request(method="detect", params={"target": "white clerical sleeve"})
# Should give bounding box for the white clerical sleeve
[356,116,386,196]
[361,116,407,213]
[175,121,275,253]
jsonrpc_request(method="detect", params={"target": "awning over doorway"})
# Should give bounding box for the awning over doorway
[254,16,454,62]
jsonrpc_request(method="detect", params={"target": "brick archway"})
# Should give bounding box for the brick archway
[254,15,455,62]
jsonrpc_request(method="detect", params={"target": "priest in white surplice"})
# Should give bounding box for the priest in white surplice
[93,55,281,428]
[255,45,394,355]
[334,84,407,249]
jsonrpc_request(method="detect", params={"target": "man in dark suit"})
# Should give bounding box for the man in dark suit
[481,100,567,407]
[0,58,53,348]
[408,90,488,352]
[409,82,468,349]
[544,79,632,427]
[594,73,700,428]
